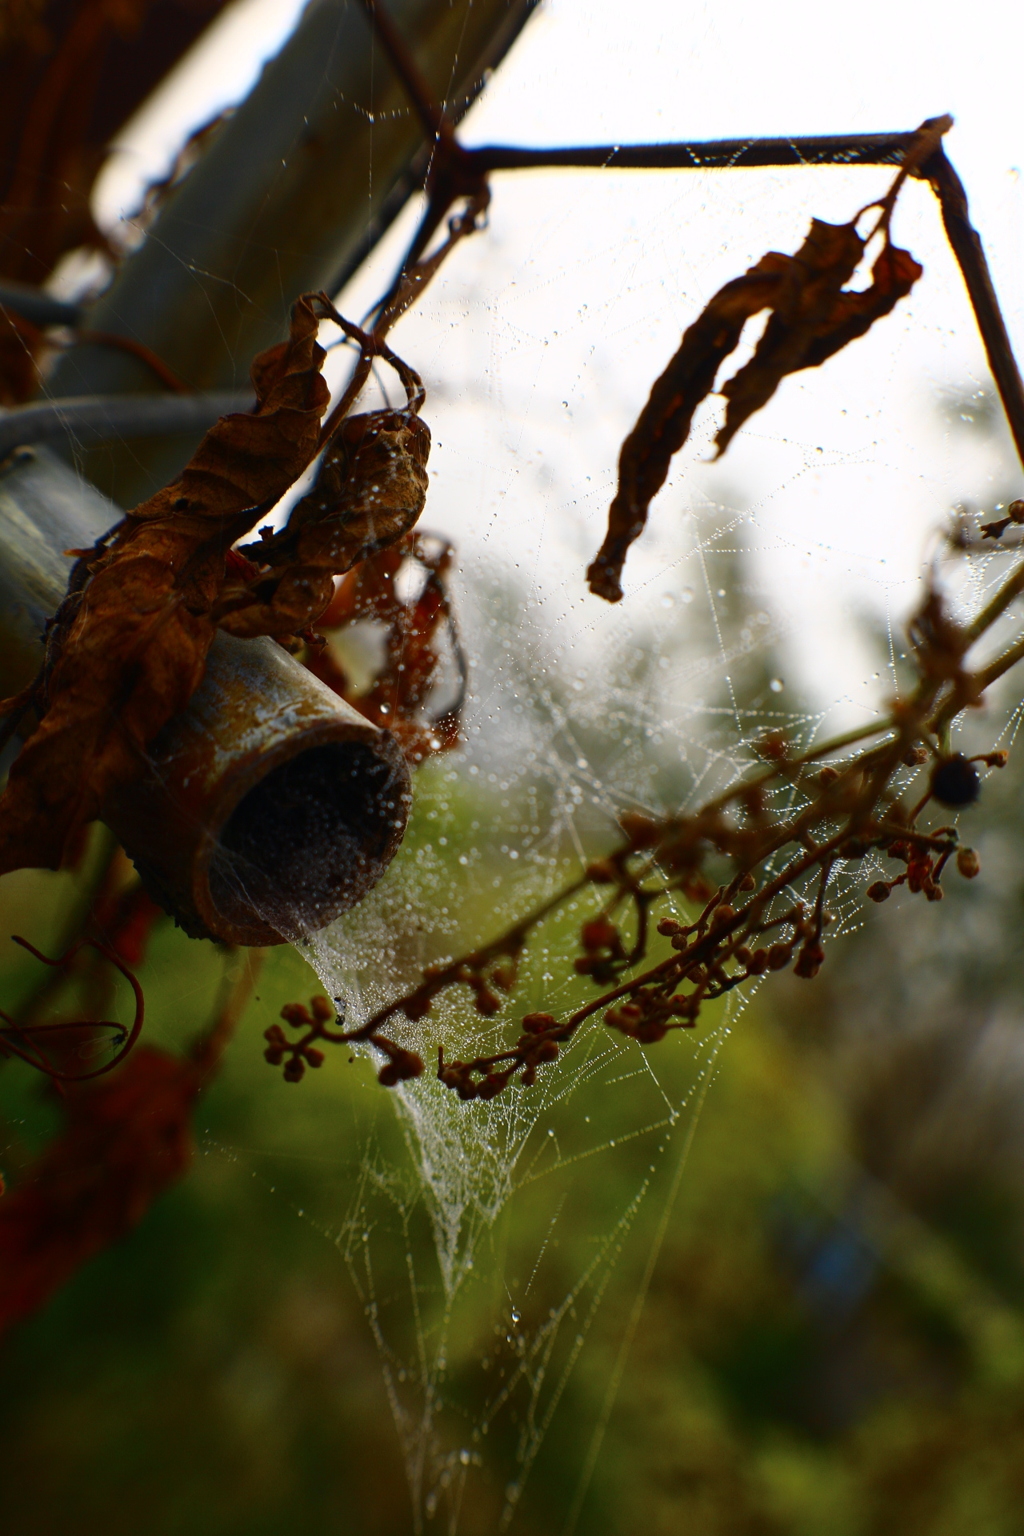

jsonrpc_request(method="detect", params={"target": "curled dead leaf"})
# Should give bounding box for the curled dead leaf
[716,223,922,454]
[305,532,464,764]
[0,293,430,876]
[217,406,431,641]
[587,218,921,603]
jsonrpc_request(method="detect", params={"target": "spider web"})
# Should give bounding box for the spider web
[290,91,1021,1536]
[67,0,1024,1528]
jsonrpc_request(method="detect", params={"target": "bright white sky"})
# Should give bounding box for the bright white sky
[92,0,1024,739]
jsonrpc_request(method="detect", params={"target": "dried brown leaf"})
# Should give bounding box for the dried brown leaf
[716,224,922,453]
[586,254,783,602]
[304,532,463,763]
[0,293,330,873]
[217,405,430,640]
[588,221,921,602]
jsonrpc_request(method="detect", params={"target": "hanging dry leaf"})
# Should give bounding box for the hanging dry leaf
[586,255,783,602]
[216,405,431,640]
[716,222,922,454]
[0,292,331,874]
[305,533,463,763]
[587,222,921,602]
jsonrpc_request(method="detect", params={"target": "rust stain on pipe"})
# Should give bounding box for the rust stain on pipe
[0,446,410,945]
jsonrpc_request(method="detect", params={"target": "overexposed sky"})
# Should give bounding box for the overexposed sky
[92,0,1024,742]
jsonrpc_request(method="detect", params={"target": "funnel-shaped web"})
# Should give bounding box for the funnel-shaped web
[98,0,1024,1527]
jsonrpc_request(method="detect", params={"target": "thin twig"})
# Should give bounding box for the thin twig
[192,949,265,1075]
[919,147,1024,472]
[357,0,451,144]
[465,131,915,176]
[962,555,1024,645]
[968,631,1024,696]
[350,873,593,1040]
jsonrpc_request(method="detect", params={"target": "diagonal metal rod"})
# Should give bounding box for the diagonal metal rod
[0,281,82,330]
[919,147,1024,474]
[0,392,253,461]
[462,131,914,173]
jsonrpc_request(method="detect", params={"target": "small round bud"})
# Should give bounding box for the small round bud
[930,754,979,808]
[581,915,618,951]
[866,881,891,903]
[755,730,787,761]
[280,1003,311,1028]
[793,940,824,979]
[585,859,616,884]
[767,943,791,970]
[619,811,661,848]
[956,846,981,879]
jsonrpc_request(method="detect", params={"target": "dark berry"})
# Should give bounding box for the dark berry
[930,754,979,808]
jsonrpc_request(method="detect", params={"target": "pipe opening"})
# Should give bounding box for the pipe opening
[207,740,408,938]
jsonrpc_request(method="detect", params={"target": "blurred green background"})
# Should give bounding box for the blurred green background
[4,720,1024,1536]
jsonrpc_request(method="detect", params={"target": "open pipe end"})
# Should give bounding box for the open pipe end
[0,449,412,948]
[106,633,412,947]
[206,736,410,944]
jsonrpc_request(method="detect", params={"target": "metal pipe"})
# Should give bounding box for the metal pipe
[46,0,537,507]
[0,444,410,946]
[0,392,253,462]
[0,281,82,330]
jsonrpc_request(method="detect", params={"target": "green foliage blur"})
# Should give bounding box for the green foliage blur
[4,696,1024,1536]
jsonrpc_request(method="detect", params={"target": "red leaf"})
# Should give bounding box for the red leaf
[0,1048,202,1336]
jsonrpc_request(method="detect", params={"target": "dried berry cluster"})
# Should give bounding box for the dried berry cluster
[264,994,423,1087]
[320,560,1022,1101]
[303,531,465,766]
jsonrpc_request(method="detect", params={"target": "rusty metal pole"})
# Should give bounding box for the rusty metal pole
[46,0,538,507]
[0,1,539,942]
[0,445,410,946]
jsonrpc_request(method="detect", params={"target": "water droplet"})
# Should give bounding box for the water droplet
[681,586,695,603]
[769,678,784,693]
